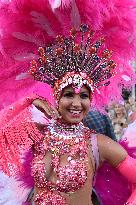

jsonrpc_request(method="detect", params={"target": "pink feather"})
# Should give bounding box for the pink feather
[0,0,136,111]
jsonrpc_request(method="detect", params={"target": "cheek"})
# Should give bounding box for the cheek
[58,98,70,113]
[83,100,91,113]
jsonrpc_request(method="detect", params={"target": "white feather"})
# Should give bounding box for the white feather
[14,53,38,62]
[31,11,56,38]
[30,105,50,125]
[70,0,81,30]
[16,72,30,80]
[121,75,131,81]
[49,0,61,10]
[0,171,31,205]
[12,32,43,46]
[96,88,101,94]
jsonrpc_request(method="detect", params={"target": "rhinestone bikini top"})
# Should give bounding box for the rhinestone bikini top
[31,121,92,204]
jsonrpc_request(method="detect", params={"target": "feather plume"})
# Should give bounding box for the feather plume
[70,0,81,29]
[0,0,136,111]
[49,0,61,10]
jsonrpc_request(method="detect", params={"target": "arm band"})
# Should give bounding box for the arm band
[117,155,136,204]
[116,155,136,184]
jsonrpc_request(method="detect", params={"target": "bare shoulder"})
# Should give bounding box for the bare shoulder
[96,134,127,167]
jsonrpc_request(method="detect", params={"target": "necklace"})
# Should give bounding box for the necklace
[43,120,91,165]
[48,120,85,140]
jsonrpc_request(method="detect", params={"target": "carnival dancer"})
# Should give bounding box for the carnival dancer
[0,1,136,205]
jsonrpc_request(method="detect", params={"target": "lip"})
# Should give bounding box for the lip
[68,109,83,118]
[69,110,82,114]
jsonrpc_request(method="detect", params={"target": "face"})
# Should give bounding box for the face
[114,104,125,115]
[58,86,91,124]
[129,112,136,123]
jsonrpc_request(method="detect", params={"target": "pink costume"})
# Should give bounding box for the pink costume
[0,96,136,205]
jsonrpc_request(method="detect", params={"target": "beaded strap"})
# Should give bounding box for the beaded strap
[90,134,100,188]
[91,134,100,171]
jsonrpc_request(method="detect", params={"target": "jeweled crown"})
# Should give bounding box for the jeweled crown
[29,24,116,91]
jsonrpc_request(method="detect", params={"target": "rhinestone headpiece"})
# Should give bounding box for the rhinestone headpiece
[29,24,116,98]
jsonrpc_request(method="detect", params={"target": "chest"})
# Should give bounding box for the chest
[31,123,94,192]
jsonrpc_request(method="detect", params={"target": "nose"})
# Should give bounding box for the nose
[72,96,81,107]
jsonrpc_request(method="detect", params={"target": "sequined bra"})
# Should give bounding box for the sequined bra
[31,121,92,205]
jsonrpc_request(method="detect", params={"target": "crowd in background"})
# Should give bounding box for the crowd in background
[108,94,136,141]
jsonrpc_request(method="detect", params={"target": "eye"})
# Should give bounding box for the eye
[80,93,89,99]
[63,92,74,98]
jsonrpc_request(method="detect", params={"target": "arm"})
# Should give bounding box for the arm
[98,135,136,204]
[97,134,127,167]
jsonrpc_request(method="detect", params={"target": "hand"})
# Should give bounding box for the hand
[32,98,60,120]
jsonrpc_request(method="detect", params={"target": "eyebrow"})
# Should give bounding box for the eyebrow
[63,90,73,93]
[80,90,90,95]
[63,90,90,95]
[80,90,89,93]
[63,86,90,93]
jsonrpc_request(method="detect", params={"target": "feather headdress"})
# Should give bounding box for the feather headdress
[0,0,136,110]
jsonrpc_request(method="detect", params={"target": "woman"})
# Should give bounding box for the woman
[112,103,128,140]
[31,85,128,205]
[32,85,100,205]
[122,111,136,147]
[0,24,136,205]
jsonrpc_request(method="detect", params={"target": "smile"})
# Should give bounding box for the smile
[69,110,82,114]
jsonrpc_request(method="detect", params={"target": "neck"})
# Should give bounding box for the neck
[116,113,124,118]
[56,118,81,128]
[53,119,82,132]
